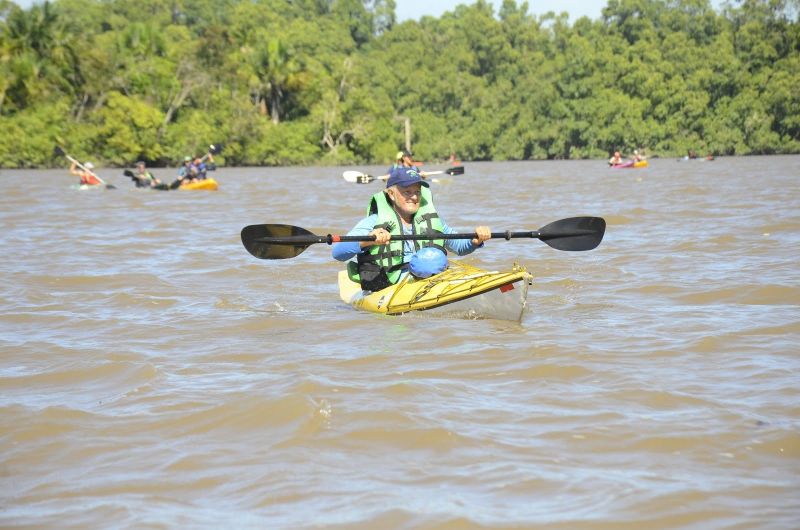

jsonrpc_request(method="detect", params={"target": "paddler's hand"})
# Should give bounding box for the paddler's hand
[363,227,391,248]
[472,226,491,246]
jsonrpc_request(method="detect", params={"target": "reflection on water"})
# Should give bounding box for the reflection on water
[1,157,799,528]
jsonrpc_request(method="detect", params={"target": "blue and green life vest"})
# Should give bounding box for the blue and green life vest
[348,187,446,291]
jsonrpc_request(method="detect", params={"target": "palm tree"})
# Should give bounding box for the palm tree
[246,36,302,124]
[1,1,82,111]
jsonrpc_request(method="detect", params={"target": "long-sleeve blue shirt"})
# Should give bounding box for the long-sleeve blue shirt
[332,213,483,263]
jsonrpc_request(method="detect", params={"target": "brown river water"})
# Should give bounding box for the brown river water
[1,157,798,529]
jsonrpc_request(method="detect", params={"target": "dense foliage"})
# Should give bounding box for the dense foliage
[1,0,798,167]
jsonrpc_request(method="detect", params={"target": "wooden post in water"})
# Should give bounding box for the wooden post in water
[395,115,412,154]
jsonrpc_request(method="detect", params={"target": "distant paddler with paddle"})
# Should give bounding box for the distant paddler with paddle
[332,166,491,292]
[70,160,103,187]
[386,149,455,181]
[54,146,115,189]
[176,155,198,185]
[125,160,166,189]
[342,148,464,184]
[390,149,419,173]
[171,144,220,189]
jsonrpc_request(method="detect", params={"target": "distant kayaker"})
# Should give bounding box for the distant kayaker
[332,167,491,292]
[608,151,623,166]
[70,160,103,186]
[373,149,424,182]
[175,155,199,186]
[388,149,418,174]
[131,161,163,188]
[380,149,446,181]
[193,151,214,179]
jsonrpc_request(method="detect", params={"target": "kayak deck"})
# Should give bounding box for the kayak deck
[180,178,219,191]
[338,261,532,321]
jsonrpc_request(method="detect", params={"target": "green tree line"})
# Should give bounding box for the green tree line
[1,0,798,167]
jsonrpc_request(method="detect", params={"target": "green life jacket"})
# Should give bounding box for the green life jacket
[348,187,445,291]
[133,170,156,187]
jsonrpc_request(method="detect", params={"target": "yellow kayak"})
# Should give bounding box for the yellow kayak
[338,261,532,321]
[180,178,219,191]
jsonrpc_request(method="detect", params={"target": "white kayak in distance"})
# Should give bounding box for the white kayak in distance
[70,183,106,191]
[338,260,532,321]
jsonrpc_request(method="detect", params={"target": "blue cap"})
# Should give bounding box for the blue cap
[410,247,448,278]
[386,167,429,189]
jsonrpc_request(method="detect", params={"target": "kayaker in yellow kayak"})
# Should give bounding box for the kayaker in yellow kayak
[332,167,491,292]
[175,155,198,185]
[173,151,216,187]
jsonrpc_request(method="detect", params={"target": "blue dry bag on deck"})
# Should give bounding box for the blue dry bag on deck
[409,247,448,278]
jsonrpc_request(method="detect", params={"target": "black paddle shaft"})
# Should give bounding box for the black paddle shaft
[258,230,568,244]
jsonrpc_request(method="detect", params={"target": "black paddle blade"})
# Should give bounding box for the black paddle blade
[123,169,136,179]
[54,146,66,157]
[241,224,319,259]
[357,174,374,184]
[446,165,465,175]
[209,143,223,155]
[538,216,606,251]
[105,184,117,190]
